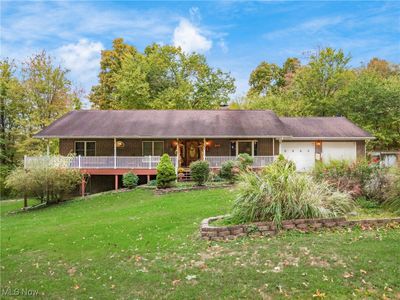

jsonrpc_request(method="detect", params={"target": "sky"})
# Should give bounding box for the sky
[1,1,399,107]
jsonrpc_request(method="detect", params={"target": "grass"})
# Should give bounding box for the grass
[1,189,400,299]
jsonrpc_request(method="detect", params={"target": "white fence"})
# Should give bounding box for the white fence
[24,156,177,170]
[25,155,275,170]
[206,156,276,168]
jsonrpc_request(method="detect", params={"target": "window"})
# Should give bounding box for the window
[75,141,96,156]
[233,140,257,156]
[142,141,164,156]
[238,141,253,156]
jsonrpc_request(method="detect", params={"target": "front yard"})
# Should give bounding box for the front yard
[1,189,399,299]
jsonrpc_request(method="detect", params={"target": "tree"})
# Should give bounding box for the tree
[338,70,400,150]
[247,57,300,97]
[367,58,400,78]
[89,39,235,109]
[90,38,138,109]
[18,51,81,156]
[292,48,353,116]
[0,60,25,197]
[1,53,80,198]
[0,59,25,166]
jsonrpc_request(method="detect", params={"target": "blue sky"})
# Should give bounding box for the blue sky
[1,1,399,106]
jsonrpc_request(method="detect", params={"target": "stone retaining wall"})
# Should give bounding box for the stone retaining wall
[200,215,400,241]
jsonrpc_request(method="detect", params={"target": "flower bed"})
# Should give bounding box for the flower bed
[200,215,400,241]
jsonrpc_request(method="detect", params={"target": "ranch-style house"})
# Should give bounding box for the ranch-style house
[27,109,373,194]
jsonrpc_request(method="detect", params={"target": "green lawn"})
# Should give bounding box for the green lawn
[1,189,399,299]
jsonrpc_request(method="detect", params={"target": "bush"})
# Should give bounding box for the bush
[383,167,400,214]
[231,159,353,227]
[208,172,223,182]
[313,159,388,199]
[122,172,139,189]
[147,179,157,186]
[5,166,82,204]
[237,153,254,170]
[363,168,390,202]
[220,160,238,183]
[156,154,176,189]
[190,160,210,186]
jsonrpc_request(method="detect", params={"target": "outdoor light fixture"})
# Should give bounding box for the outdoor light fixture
[116,140,125,148]
[316,141,321,146]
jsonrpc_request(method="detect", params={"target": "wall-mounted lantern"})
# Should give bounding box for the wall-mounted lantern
[116,140,125,148]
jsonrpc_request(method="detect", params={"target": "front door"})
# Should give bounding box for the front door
[185,141,199,166]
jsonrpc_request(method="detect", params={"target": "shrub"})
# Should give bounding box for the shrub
[208,171,223,182]
[190,160,210,186]
[147,179,157,186]
[231,159,353,227]
[156,154,176,189]
[5,166,82,204]
[122,172,139,189]
[313,159,388,199]
[383,167,400,214]
[363,168,389,202]
[220,160,238,183]
[237,153,254,170]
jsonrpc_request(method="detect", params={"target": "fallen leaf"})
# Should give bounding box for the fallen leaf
[67,267,77,276]
[172,279,181,286]
[185,275,197,281]
[343,272,354,278]
[313,289,326,298]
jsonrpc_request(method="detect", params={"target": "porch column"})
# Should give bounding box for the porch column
[278,138,282,157]
[272,138,275,156]
[113,137,117,169]
[81,177,86,197]
[175,138,180,174]
[115,175,118,191]
[203,138,206,160]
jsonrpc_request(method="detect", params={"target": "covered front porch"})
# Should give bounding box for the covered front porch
[25,137,279,172]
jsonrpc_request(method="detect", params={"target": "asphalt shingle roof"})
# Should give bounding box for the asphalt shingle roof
[34,110,372,139]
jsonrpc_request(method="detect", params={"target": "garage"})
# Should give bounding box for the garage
[322,142,356,163]
[281,142,315,171]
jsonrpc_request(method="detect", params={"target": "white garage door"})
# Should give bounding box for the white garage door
[322,142,356,163]
[281,142,315,171]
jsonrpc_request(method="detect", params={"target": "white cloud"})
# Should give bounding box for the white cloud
[263,16,344,40]
[55,39,104,93]
[173,19,212,53]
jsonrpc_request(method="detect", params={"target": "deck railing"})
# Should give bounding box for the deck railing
[205,156,276,168]
[24,156,176,170]
[24,155,276,170]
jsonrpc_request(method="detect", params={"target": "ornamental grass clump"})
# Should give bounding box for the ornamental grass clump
[230,158,354,228]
